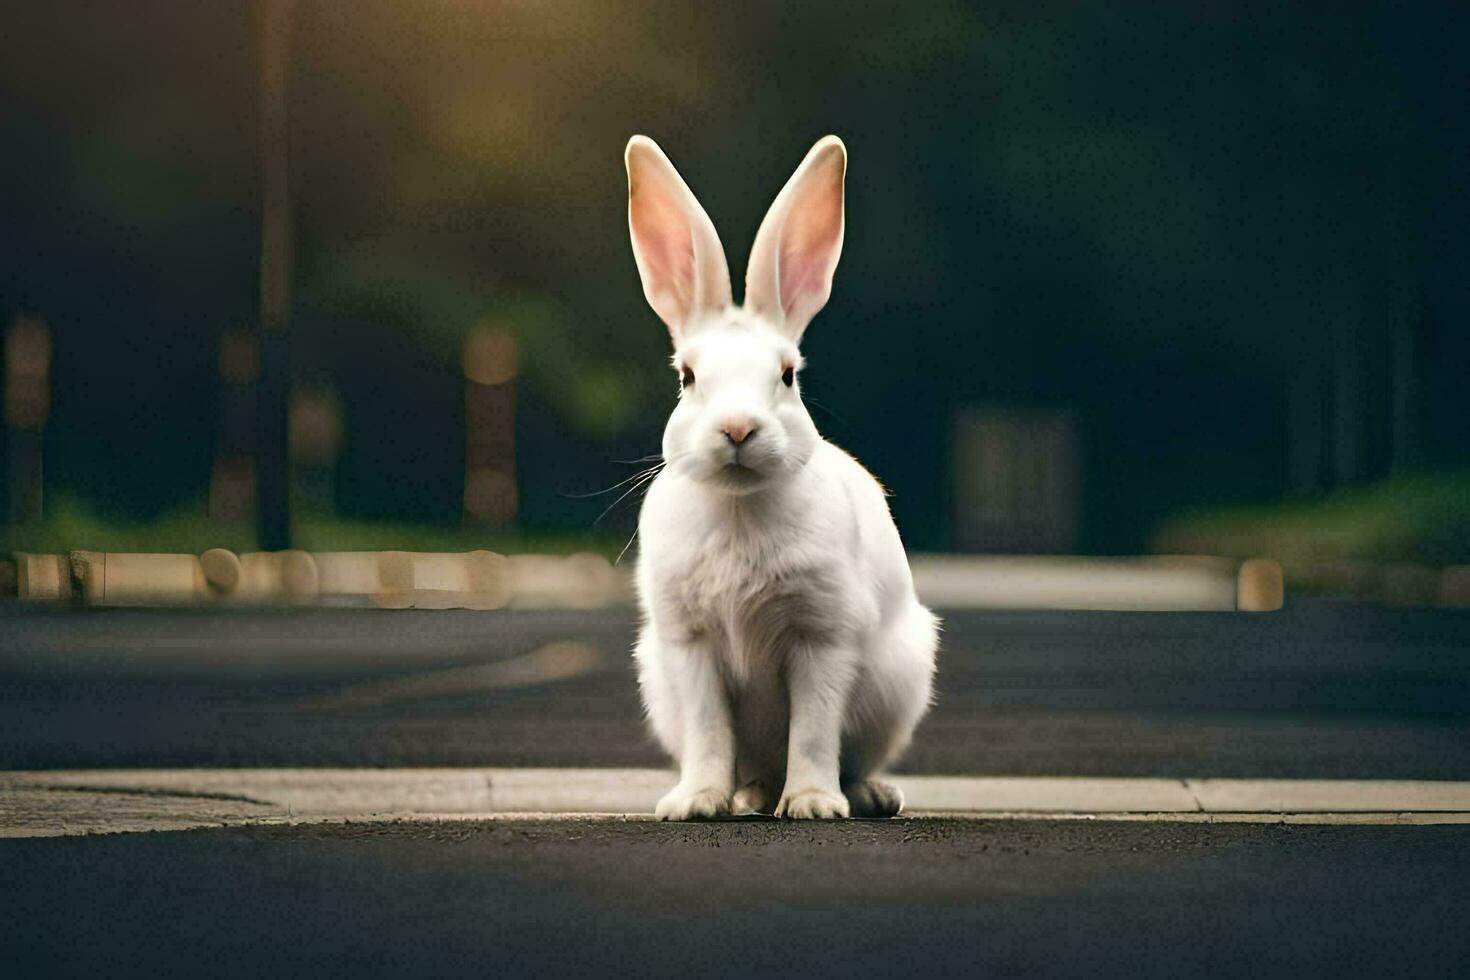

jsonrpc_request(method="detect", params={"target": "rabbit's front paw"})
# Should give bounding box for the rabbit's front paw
[656,785,731,821]
[775,787,850,820]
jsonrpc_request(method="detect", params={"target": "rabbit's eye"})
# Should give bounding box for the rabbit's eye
[782,366,795,388]
[681,366,695,389]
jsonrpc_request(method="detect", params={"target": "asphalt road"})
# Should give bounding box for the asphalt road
[3,818,1469,977]
[3,599,1470,977]
[2,599,1469,777]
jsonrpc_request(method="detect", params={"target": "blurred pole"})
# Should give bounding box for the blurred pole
[462,325,518,527]
[289,384,343,512]
[256,0,296,551]
[4,316,49,522]
[951,407,1078,553]
[210,327,260,520]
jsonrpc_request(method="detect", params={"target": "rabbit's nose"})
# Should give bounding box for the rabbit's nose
[721,420,757,446]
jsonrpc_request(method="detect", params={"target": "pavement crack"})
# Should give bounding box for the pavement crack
[1180,779,1204,812]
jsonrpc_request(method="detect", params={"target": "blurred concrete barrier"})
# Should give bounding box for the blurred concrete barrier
[19,549,322,605]
[15,553,72,600]
[908,554,1275,611]
[368,551,511,609]
[69,551,207,605]
[12,548,1469,609]
[199,548,242,595]
[1279,559,1470,607]
[1236,558,1285,612]
[506,552,624,608]
[312,551,386,603]
[235,551,320,602]
[13,549,1288,610]
[294,550,624,609]
[1442,566,1470,607]
[7,548,630,608]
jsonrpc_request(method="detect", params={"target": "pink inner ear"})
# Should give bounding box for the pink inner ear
[778,175,843,317]
[779,246,827,318]
[631,182,695,322]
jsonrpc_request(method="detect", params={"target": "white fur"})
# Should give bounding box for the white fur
[624,135,938,820]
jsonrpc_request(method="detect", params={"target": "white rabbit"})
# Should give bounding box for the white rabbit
[624,134,938,820]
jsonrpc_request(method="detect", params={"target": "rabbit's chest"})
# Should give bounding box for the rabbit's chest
[662,535,854,651]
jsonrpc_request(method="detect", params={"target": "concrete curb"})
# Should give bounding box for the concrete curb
[908,555,1284,611]
[10,550,627,609]
[5,769,1470,837]
[8,551,1468,609]
[8,551,1289,611]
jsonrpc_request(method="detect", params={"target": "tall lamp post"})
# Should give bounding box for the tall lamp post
[256,0,296,550]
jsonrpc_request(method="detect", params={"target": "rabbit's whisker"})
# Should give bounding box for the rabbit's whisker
[592,465,663,527]
[564,463,664,499]
[802,395,846,425]
[614,529,639,566]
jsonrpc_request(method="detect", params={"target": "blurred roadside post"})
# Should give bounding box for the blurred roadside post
[210,328,259,520]
[5,316,50,523]
[289,384,343,511]
[462,325,518,527]
[255,0,296,550]
[952,407,1079,553]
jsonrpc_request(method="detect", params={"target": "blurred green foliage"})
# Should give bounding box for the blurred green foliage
[1154,470,1470,566]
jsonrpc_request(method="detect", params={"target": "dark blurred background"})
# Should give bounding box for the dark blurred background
[1,1,1466,566]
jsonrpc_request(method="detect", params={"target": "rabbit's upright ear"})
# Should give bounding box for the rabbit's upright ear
[744,136,846,343]
[625,136,732,340]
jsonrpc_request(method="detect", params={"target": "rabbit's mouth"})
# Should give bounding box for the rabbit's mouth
[711,461,770,493]
[720,462,762,480]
